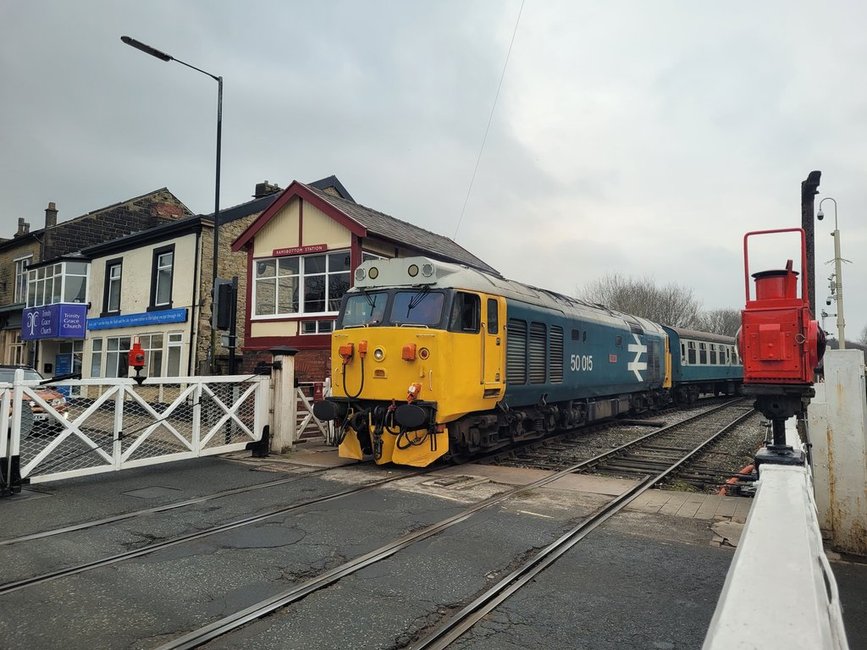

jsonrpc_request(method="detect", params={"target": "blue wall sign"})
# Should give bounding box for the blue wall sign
[87,307,188,331]
[21,304,88,340]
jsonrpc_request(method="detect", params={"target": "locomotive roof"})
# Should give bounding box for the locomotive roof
[352,256,665,334]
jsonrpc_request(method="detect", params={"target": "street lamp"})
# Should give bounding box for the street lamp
[121,35,223,373]
[817,197,846,349]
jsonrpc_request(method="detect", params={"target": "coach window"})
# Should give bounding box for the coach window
[699,342,707,365]
[486,298,499,334]
[449,292,480,333]
[687,341,697,365]
[710,344,718,365]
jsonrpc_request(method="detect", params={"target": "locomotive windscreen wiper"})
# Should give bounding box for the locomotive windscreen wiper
[404,286,430,319]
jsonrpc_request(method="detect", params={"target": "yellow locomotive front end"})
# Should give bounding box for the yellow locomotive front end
[313,258,505,466]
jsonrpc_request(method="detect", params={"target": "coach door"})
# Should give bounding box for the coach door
[482,296,505,396]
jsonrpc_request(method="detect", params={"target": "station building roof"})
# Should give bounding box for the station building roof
[232,179,498,276]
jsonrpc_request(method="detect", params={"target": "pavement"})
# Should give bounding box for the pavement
[0,442,863,649]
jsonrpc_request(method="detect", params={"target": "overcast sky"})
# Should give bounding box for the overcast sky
[2,1,865,339]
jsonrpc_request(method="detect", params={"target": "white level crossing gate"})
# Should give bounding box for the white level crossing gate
[1,372,269,490]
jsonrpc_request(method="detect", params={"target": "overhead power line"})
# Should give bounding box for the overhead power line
[453,0,525,239]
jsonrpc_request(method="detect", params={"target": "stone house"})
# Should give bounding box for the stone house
[76,180,285,380]
[0,189,190,375]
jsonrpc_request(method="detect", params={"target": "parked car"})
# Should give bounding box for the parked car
[0,365,69,427]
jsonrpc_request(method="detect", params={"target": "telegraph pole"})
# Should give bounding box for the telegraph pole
[800,171,821,316]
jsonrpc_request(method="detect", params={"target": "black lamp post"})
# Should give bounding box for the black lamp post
[121,35,223,374]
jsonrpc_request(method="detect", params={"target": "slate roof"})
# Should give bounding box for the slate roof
[302,183,498,275]
[0,188,191,258]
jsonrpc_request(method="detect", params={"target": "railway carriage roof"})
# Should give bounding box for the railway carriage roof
[661,325,735,345]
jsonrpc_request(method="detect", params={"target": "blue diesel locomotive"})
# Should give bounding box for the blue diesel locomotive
[314,257,743,466]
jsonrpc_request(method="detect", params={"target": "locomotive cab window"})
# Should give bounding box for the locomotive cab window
[339,291,389,328]
[392,289,445,327]
[486,298,499,334]
[449,292,480,333]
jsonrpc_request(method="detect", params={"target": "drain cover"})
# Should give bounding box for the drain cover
[122,486,183,499]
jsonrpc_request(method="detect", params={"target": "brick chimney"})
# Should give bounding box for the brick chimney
[253,181,281,199]
[14,217,30,238]
[45,202,58,228]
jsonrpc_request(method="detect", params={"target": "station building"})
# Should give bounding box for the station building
[232,177,497,381]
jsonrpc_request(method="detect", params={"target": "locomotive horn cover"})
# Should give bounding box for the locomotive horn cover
[395,403,429,430]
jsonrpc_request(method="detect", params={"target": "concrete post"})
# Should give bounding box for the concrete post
[269,348,298,454]
[808,349,867,555]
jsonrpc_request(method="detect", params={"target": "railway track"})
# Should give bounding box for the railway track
[2,399,755,648]
[488,398,759,490]
[152,401,754,649]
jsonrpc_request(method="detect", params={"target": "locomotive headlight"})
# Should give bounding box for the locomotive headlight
[373,347,385,361]
[421,263,434,277]
[368,266,379,280]
[355,268,366,281]
[408,264,419,277]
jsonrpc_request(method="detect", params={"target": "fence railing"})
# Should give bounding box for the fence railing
[2,372,269,489]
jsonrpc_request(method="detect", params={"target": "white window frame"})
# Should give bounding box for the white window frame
[153,250,174,307]
[25,261,90,308]
[106,261,122,313]
[252,250,350,320]
[167,332,184,377]
[13,255,32,303]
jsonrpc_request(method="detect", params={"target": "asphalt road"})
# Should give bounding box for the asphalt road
[0,455,863,649]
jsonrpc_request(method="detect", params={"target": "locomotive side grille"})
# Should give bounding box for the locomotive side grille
[529,322,547,384]
[507,319,527,384]
[549,325,564,383]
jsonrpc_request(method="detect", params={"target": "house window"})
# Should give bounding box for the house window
[362,251,386,262]
[105,336,131,378]
[167,333,183,376]
[25,261,89,307]
[104,259,123,314]
[138,334,164,377]
[301,320,335,335]
[14,255,32,303]
[91,339,103,378]
[150,246,174,309]
[63,262,88,303]
[253,250,351,317]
